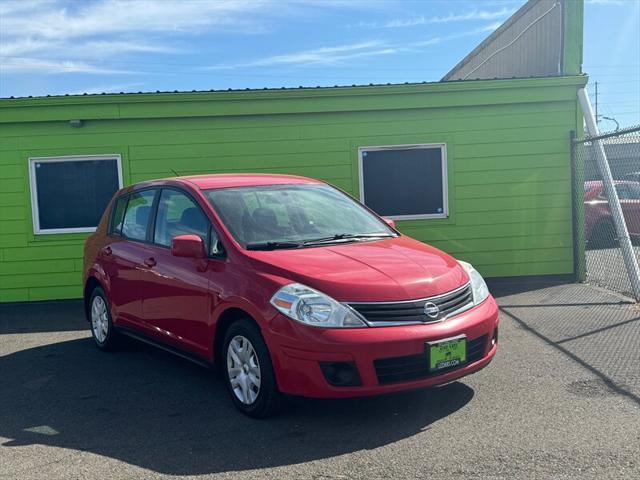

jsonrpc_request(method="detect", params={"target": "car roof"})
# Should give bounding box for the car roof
[126,173,324,192]
[179,173,323,190]
[584,180,638,189]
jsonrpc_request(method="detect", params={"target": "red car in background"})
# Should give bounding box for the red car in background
[584,180,640,248]
[83,174,498,417]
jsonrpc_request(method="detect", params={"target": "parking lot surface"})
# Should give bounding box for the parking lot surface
[586,245,640,299]
[1,282,638,479]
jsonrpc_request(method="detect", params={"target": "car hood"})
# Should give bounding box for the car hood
[246,235,469,302]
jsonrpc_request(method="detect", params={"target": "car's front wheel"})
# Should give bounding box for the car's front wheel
[222,319,282,418]
[89,286,120,351]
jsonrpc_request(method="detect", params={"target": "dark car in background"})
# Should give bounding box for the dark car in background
[584,180,640,248]
[623,172,640,183]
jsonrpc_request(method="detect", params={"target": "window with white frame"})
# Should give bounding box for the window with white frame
[358,144,448,220]
[29,155,123,234]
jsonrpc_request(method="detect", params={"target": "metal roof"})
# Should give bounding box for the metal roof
[1,75,571,101]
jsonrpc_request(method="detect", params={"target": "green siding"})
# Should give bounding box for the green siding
[0,76,587,302]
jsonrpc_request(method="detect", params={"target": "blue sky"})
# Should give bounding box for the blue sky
[0,0,638,129]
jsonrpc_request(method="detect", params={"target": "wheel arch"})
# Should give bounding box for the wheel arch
[83,276,105,322]
[213,307,261,368]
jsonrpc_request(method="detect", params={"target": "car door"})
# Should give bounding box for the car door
[101,189,157,330]
[140,187,224,358]
[620,183,640,236]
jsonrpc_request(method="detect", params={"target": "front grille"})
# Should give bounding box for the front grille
[374,334,488,385]
[347,284,473,326]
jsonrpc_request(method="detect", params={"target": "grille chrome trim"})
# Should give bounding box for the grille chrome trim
[345,282,470,305]
[345,283,474,327]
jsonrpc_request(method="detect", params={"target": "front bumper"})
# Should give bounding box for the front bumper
[266,295,499,398]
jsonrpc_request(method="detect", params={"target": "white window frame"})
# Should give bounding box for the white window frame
[358,143,449,221]
[29,154,124,234]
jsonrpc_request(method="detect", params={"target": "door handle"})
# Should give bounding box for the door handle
[102,246,112,256]
[144,257,157,268]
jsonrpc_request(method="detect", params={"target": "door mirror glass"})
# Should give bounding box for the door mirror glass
[171,234,206,258]
[382,217,396,229]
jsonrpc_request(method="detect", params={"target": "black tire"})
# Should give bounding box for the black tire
[88,286,121,351]
[222,318,282,418]
[589,219,617,249]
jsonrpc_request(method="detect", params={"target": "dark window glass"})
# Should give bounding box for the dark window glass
[121,190,156,241]
[616,184,630,200]
[360,146,446,218]
[626,183,640,200]
[110,196,128,235]
[32,158,120,231]
[153,189,209,247]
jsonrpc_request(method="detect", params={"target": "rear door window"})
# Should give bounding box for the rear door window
[121,190,157,241]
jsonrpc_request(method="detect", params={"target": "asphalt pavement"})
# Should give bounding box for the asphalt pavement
[586,245,640,299]
[0,281,638,479]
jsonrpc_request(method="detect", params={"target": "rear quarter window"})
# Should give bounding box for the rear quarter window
[109,195,128,235]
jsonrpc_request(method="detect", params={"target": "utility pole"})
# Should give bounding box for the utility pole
[595,81,599,124]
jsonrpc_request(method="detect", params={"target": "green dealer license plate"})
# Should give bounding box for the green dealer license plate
[428,335,467,372]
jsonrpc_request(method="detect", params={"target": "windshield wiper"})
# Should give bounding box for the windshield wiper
[303,233,395,246]
[245,241,304,251]
[247,233,395,250]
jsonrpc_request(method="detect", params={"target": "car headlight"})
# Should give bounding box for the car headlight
[270,283,367,328]
[459,261,490,305]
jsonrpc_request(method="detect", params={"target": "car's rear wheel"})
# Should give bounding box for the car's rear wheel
[589,218,617,249]
[89,287,120,351]
[222,319,282,418]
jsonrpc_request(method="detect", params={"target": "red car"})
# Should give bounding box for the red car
[584,180,640,248]
[84,174,499,417]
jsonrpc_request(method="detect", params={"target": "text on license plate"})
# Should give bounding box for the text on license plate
[428,336,467,371]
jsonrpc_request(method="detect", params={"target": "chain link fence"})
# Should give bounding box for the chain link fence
[572,125,640,300]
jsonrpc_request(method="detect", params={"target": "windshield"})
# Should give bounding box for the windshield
[203,184,395,249]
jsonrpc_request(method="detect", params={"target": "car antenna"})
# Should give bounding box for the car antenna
[170,169,181,177]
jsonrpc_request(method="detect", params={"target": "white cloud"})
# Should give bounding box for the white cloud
[67,82,147,95]
[1,38,179,59]
[0,0,385,76]
[207,20,503,70]
[0,0,511,79]
[586,0,628,5]
[0,0,284,75]
[352,6,515,29]
[208,41,399,68]
[0,57,132,74]
[0,0,274,40]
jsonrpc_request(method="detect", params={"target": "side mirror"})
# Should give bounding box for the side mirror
[171,234,206,259]
[382,217,396,229]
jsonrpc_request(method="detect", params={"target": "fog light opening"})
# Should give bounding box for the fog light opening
[319,361,362,387]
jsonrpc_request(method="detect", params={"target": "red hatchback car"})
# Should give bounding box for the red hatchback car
[84,174,499,417]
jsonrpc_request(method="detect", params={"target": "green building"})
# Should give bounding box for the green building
[0,0,585,303]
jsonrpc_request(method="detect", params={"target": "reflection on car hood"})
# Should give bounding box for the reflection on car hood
[246,235,469,302]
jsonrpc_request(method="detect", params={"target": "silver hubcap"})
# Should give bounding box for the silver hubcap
[91,296,109,343]
[226,335,261,405]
